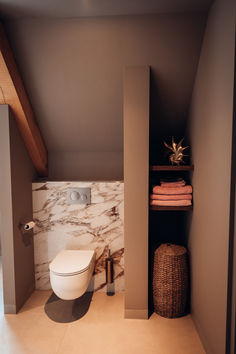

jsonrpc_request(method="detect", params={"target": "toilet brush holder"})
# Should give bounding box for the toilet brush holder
[106,250,114,296]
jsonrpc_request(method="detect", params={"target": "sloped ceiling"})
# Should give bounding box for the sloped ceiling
[0,0,213,19]
[5,14,206,154]
[1,2,211,179]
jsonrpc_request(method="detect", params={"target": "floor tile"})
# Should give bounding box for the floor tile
[0,286,205,354]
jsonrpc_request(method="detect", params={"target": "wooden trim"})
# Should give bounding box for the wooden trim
[0,23,48,176]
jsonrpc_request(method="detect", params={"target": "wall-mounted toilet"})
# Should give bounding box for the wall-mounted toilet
[49,250,95,300]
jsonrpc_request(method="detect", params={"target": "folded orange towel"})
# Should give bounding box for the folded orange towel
[160,180,186,188]
[150,194,192,201]
[153,185,193,195]
[150,199,192,206]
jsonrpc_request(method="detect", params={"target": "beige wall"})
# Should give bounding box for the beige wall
[4,13,206,180]
[124,66,149,319]
[0,105,36,313]
[188,0,236,353]
[48,151,123,181]
[0,105,16,313]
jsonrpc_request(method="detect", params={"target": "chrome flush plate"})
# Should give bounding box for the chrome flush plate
[67,188,91,205]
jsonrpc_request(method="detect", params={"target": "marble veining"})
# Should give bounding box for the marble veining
[32,181,124,292]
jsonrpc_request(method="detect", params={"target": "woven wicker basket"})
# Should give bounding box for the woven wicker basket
[153,243,188,318]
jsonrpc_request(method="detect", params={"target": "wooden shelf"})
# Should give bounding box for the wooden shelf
[150,205,193,211]
[150,165,194,171]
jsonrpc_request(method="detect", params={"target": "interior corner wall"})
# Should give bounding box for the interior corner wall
[188,0,236,353]
[0,105,36,313]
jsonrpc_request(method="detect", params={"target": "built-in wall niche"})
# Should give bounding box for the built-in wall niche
[148,166,193,314]
[149,165,193,252]
[123,65,194,319]
[149,72,191,167]
[148,85,193,314]
[149,135,192,167]
[148,207,192,314]
[149,165,194,211]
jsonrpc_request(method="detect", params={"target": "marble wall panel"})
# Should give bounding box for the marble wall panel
[32,182,124,292]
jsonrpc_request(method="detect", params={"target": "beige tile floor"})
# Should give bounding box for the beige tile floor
[0,281,206,354]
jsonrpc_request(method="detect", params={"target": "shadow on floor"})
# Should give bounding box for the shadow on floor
[44,291,94,323]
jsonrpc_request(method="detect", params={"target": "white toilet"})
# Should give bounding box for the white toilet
[49,250,95,300]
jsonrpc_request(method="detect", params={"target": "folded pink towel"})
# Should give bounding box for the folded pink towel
[153,185,193,195]
[150,194,192,201]
[160,180,186,188]
[150,199,192,206]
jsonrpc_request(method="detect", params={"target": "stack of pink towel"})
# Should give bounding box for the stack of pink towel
[150,179,193,206]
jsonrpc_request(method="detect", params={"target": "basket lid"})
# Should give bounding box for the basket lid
[155,243,186,256]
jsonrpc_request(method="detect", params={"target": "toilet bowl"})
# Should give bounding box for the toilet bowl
[49,250,95,300]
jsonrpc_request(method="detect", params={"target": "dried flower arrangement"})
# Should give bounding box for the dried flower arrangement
[164,137,189,165]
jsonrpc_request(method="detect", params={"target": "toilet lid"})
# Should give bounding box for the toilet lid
[49,250,95,276]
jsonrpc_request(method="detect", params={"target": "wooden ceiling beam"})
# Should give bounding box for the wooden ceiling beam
[0,23,48,176]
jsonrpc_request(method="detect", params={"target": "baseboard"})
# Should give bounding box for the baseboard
[16,282,35,313]
[4,304,17,314]
[125,308,148,319]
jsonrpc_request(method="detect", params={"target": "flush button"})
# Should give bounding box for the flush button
[67,188,91,205]
[70,191,80,201]
[81,194,87,201]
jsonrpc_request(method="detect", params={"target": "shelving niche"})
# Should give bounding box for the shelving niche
[150,165,194,211]
[149,163,193,314]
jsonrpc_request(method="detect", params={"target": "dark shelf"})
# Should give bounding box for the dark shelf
[150,205,193,211]
[150,165,194,171]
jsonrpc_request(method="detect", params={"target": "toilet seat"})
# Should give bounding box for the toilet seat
[49,250,95,277]
[51,267,89,277]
